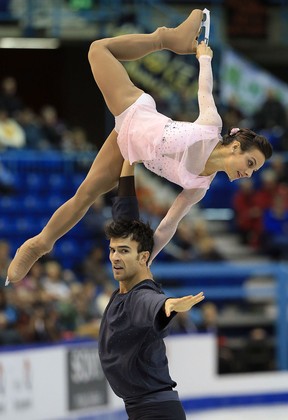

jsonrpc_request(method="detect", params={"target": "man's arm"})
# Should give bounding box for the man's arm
[155,291,205,331]
[164,292,205,317]
[111,161,140,221]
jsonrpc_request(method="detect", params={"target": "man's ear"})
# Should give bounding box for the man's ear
[139,251,150,265]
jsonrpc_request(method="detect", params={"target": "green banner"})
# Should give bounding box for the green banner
[220,49,288,116]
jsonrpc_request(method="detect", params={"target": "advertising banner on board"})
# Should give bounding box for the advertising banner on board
[67,345,108,410]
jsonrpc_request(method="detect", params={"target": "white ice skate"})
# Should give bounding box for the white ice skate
[201,8,210,45]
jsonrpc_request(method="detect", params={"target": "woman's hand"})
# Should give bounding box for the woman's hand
[196,41,213,59]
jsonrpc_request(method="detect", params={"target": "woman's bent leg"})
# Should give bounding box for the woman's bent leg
[7,130,123,283]
[88,9,203,116]
[157,8,203,54]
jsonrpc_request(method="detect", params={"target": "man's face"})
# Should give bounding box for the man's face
[224,146,265,182]
[109,236,146,287]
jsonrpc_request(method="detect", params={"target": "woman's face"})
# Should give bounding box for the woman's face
[224,143,266,182]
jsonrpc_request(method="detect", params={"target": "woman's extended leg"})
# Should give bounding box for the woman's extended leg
[88,9,203,116]
[7,130,123,283]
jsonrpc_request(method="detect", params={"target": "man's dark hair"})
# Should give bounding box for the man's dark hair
[105,219,154,261]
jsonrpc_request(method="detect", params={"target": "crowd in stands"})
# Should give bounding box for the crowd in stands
[219,82,288,259]
[0,238,113,346]
[0,74,287,375]
[0,76,95,152]
[233,165,288,256]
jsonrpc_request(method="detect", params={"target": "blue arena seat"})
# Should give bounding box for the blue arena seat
[0,196,15,212]
[52,238,87,268]
[47,174,67,192]
[23,173,47,192]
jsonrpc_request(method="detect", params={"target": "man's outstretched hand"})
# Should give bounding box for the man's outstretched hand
[165,292,205,317]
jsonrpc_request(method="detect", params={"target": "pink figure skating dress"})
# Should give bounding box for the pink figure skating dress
[115,55,223,261]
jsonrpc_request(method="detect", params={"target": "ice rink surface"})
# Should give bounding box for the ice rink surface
[187,404,288,420]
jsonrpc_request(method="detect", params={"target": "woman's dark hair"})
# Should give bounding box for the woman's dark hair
[222,128,273,160]
[105,219,154,261]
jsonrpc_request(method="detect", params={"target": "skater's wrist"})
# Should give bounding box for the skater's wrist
[198,54,212,61]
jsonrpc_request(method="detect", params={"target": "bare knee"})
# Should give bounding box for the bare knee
[88,39,110,62]
[75,175,117,207]
[88,40,100,63]
[75,182,100,209]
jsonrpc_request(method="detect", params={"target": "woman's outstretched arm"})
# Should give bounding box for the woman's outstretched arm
[194,42,222,129]
[149,188,206,263]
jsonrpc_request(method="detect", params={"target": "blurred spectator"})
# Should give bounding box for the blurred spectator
[0,289,22,345]
[164,219,196,261]
[17,107,44,150]
[14,261,46,303]
[26,301,61,343]
[254,168,287,212]
[136,166,171,227]
[136,183,163,228]
[0,162,17,194]
[58,281,101,339]
[95,282,115,317]
[13,276,60,344]
[39,105,65,149]
[61,126,94,152]
[42,260,74,301]
[0,107,26,149]
[261,194,288,260]
[198,302,218,333]
[165,218,225,262]
[195,236,225,262]
[280,131,288,152]
[253,89,287,151]
[170,311,197,334]
[242,328,274,372]
[73,281,101,338]
[0,240,11,282]
[61,128,74,152]
[76,244,111,285]
[198,302,235,374]
[0,76,23,117]
[81,281,101,317]
[253,89,287,132]
[57,283,81,335]
[192,220,225,262]
[172,89,198,123]
[221,97,245,134]
[233,169,288,251]
[233,178,263,248]
[82,195,111,242]
[269,153,288,185]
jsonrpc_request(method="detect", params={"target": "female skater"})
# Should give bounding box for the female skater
[7,8,272,284]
